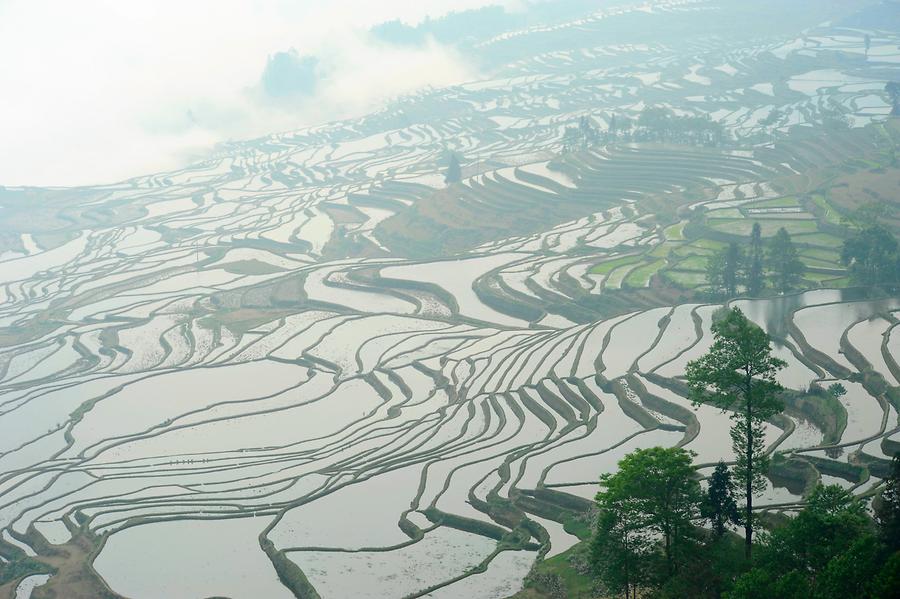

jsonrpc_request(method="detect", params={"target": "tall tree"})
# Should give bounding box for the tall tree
[706,242,744,297]
[444,153,462,184]
[841,225,899,287]
[701,461,741,538]
[686,307,786,559]
[747,222,765,295]
[768,227,804,293]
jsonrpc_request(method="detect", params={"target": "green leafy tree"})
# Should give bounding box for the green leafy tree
[844,199,896,229]
[841,225,899,287]
[594,447,701,595]
[767,227,804,293]
[728,484,877,599]
[686,307,786,559]
[747,222,764,295]
[702,461,741,537]
[873,550,900,598]
[875,453,900,552]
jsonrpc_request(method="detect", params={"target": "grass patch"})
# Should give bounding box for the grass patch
[749,196,801,208]
[706,208,744,219]
[663,221,686,241]
[811,194,843,225]
[605,261,642,289]
[793,232,845,248]
[803,271,845,283]
[689,238,728,251]
[799,256,842,270]
[663,269,708,287]
[675,255,708,271]
[707,218,818,236]
[648,241,681,259]
[800,247,842,262]
[624,259,666,288]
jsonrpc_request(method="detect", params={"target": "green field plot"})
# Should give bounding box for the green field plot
[811,194,844,226]
[688,238,728,252]
[663,269,708,287]
[793,232,845,248]
[663,221,687,241]
[605,261,642,289]
[649,240,682,259]
[674,255,709,271]
[802,271,847,283]
[706,208,744,219]
[747,196,801,209]
[800,247,842,263]
[624,259,666,288]
[589,254,642,275]
[707,218,818,236]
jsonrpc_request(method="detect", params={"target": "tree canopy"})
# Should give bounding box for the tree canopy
[593,446,701,596]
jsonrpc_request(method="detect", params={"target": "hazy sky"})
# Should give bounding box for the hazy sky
[0,0,519,187]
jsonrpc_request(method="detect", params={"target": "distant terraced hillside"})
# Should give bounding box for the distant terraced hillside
[1,1,899,598]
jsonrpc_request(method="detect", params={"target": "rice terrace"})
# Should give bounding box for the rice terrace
[1,0,900,597]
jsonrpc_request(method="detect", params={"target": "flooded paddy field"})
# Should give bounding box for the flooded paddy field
[1,0,899,597]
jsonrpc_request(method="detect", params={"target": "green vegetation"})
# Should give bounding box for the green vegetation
[592,447,701,596]
[704,226,805,297]
[768,227,805,293]
[589,254,642,276]
[729,483,897,599]
[841,225,900,287]
[0,554,55,586]
[582,455,900,599]
[686,307,786,558]
[701,461,741,538]
[624,259,666,288]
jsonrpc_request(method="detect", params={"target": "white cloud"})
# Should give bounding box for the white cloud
[0,0,511,186]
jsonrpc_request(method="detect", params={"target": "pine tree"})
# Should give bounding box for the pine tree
[686,307,786,559]
[747,222,764,295]
[701,461,741,537]
[768,227,804,293]
[706,243,744,297]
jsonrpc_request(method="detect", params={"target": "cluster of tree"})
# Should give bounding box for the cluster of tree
[560,107,726,153]
[591,307,900,597]
[728,479,900,598]
[706,224,805,296]
[632,107,725,146]
[841,225,900,288]
[561,116,600,152]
